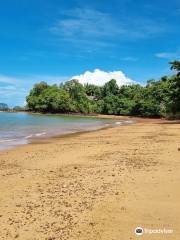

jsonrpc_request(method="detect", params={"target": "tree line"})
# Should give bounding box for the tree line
[26,61,180,118]
[0,103,9,111]
[0,103,26,112]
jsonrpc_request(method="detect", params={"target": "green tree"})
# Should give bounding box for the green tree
[84,84,102,100]
[62,80,91,113]
[102,79,119,97]
[26,62,180,118]
[170,60,180,76]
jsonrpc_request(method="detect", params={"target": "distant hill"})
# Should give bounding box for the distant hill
[0,103,9,110]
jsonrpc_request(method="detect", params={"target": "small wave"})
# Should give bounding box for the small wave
[0,138,18,143]
[115,121,122,125]
[124,120,134,124]
[25,134,33,139]
[35,132,46,137]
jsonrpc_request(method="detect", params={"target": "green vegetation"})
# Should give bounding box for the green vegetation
[26,61,180,118]
[170,60,180,75]
[13,106,26,111]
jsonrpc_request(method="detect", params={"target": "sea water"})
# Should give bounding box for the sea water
[0,112,114,150]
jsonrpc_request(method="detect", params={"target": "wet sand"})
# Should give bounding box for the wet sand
[0,116,179,239]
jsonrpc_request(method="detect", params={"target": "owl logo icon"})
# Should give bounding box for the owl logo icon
[135,227,143,235]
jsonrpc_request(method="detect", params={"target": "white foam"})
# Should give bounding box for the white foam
[25,134,33,139]
[125,120,134,124]
[35,132,46,137]
[0,138,18,143]
[115,121,122,125]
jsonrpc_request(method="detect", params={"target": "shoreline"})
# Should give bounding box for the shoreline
[1,115,173,154]
[0,114,136,152]
[0,117,179,239]
[0,114,175,154]
[0,112,165,153]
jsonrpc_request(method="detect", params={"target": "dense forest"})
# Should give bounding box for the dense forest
[26,61,180,118]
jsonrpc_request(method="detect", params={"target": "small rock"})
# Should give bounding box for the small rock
[121,206,126,211]
[89,222,95,226]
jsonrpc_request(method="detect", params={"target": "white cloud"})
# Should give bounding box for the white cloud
[50,8,121,39]
[0,74,23,85]
[155,52,180,59]
[120,56,138,62]
[71,69,135,86]
[50,7,167,49]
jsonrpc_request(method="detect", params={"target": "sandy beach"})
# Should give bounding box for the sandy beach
[0,116,179,240]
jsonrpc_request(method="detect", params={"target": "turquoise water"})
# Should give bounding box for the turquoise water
[0,112,114,150]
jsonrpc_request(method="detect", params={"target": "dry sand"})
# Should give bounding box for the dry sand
[0,117,179,240]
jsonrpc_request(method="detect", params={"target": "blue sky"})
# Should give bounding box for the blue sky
[0,0,179,106]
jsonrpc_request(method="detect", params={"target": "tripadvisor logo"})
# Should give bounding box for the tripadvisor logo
[135,226,173,235]
[135,227,144,235]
